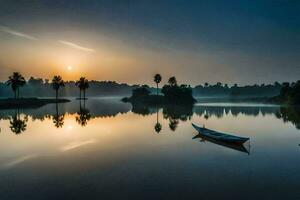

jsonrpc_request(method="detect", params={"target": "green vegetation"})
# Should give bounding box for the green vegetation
[270,81,300,105]
[123,76,196,105]
[0,98,70,109]
[193,82,282,97]
[1,73,71,109]
[6,72,26,99]
[0,75,289,99]
[51,75,65,100]
[75,77,89,99]
[154,74,162,96]
[161,77,195,104]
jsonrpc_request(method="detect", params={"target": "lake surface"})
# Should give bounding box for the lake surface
[0,98,300,199]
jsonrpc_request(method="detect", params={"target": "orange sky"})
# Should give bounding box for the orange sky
[0,1,299,85]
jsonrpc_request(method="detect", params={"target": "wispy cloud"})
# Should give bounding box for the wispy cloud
[59,40,95,52]
[60,140,97,152]
[0,26,38,40]
[1,154,38,169]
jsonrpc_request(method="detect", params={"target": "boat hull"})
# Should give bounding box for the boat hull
[192,123,249,144]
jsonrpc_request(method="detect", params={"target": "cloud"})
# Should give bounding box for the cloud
[1,154,38,169]
[0,26,38,40]
[59,40,95,52]
[60,139,97,152]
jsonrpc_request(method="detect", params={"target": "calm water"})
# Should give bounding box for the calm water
[0,98,300,199]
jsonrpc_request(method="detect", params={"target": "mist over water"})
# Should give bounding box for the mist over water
[0,98,299,199]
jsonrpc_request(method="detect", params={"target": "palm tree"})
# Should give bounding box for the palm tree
[154,74,162,96]
[168,76,177,87]
[75,77,89,99]
[51,75,65,100]
[6,72,26,99]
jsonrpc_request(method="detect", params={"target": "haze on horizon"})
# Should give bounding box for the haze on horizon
[0,0,299,86]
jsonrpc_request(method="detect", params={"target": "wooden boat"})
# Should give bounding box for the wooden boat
[192,123,249,144]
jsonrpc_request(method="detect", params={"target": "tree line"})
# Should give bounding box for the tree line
[0,73,135,98]
[5,72,89,100]
[128,74,196,104]
[1,72,299,99]
[271,81,300,105]
[193,82,283,97]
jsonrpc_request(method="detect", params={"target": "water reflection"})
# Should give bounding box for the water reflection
[52,103,65,128]
[9,109,28,134]
[0,99,300,200]
[192,131,250,154]
[132,103,193,132]
[194,104,280,119]
[165,105,192,131]
[154,106,162,133]
[276,106,300,130]
[75,100,91,127]
[0,99,300,134]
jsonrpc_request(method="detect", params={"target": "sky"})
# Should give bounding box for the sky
[0,0,299,86]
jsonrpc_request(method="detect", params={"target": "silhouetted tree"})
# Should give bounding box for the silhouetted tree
[132,87,151,98]
[75,77,89,99]
[51,75,65,100]
[168,76,177,87]
[161,77,195,104]
[6,72,26,99]
[154,74,162,96]
[272,81,300,105]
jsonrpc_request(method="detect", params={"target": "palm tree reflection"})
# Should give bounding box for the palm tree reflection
[52,103,65,128]
[168,118,179,131]
[76,100,91,127]
[9,109,28,134]
[154,106,162,133]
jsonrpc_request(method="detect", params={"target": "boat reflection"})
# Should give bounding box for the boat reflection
[192,132,250,154]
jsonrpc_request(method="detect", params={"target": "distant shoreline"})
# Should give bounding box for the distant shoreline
[0,98,70,109]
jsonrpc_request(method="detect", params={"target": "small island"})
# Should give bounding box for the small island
[1,72,71,109]
[122,75,196,105]
[0,98,70,109]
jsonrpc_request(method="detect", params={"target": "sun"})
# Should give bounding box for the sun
[67,65,73,71]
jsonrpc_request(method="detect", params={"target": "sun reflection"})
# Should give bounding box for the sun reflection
[67,65,73,71]
[67,125,73,131]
